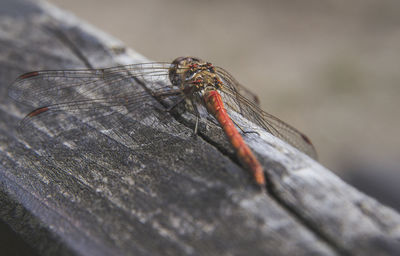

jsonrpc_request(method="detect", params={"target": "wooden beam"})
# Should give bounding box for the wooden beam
[0,1,399,255]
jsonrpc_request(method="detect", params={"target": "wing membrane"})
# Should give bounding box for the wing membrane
[218,70,317,159]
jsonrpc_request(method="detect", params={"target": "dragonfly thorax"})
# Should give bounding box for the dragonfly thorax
[169,57,223,96]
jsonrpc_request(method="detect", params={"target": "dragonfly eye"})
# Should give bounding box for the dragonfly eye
[168,65,183,87]
[171,56,188,66]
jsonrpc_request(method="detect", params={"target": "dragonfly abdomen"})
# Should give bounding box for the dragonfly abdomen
[204,90,265,187]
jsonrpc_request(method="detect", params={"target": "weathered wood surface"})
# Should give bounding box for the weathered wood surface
[0,0,400,255]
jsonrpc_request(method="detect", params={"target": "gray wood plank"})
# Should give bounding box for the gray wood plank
[0,0,399,255]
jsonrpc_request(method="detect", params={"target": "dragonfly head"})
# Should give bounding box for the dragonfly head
[169,56,223,95]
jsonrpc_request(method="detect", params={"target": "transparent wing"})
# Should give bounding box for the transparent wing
[8,63,185,144]
[9,62,178,108]
[216,68,317,159]
[215,67,260,105]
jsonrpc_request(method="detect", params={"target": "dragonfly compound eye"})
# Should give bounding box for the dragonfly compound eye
[169,57,204,88]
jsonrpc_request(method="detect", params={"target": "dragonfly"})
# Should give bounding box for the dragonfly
[9,56,317,188]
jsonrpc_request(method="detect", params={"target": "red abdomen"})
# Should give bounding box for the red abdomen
[204,90,265,186]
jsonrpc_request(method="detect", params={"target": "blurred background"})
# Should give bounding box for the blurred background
[47,0,400,208]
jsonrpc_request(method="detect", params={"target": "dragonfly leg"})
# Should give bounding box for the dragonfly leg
[231,119,260,136]
[149,96,185,113]
[224,101,259,135]
[194,116,199,135]
[192,103,201,136]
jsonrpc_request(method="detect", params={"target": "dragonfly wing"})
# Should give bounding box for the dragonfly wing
[8,63,186,144]
[8,63,174,108]
[215,67,260,105]
[219,79,317,159]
